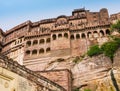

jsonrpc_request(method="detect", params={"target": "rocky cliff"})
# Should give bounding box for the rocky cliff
[42,48,120,91]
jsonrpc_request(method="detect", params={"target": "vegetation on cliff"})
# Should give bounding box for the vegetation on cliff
[87,36,120,62]
[87,45,102,57]
[111,20,120,33]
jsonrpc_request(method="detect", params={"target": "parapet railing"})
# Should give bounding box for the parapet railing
[0,54,66,91]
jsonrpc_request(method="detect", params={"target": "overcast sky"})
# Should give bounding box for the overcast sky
[0,0,120,31]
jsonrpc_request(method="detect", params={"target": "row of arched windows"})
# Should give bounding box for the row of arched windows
[26,38,50,47]
[52,33,68,40]
[70,29,110,40]
[52,30,110,40]
[26,47,51,56]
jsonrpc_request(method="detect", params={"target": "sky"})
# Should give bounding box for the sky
[0,0,120,31]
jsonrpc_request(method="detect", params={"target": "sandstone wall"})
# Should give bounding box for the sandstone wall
[38,69,72,91]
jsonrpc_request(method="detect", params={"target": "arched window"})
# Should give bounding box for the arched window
[46,47,51,52]
[26,50,30,55]
[81,33,86,38]
[33,40,38,45]
[46,38,50,43]
[32,50,37,55]
[87,32,92,38]
[52,34,56,40]
[39,48,44,54]
[58,34,62,38]
[93,31,98,38]
[100,30,104,37]
[26,41,31,47]
[64,33,68,38]
[76,34,80,39]
[70,35,75,40]
[40,39,45,44]
[106,29,110,35]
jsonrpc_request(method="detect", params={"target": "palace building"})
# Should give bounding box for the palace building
[0,8,119,91]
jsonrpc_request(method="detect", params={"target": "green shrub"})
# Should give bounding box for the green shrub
[87,45,102,57]
[113,37,120,45]
[101,41,119,62]
[111,20,120,33]
[87,36,120,63]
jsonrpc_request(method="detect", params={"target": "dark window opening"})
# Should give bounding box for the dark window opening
[33,40,38,45]
[40,39,45,44]
[46,38,50,43]
[64,33,68,38]
[70,35,75,40]
[52,34,56,40]
[39,49,44,54]
[32,50,37,55]
[46,48,51,52]
[76,34,80,39]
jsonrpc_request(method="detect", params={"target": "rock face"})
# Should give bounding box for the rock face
[43,49,120,91]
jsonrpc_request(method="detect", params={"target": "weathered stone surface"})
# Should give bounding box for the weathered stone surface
[41,52,120,91]
[37,69,72,91]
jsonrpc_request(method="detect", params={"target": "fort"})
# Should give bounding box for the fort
[0,8,120,91]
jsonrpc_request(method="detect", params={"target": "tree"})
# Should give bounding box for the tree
[111,20,120,33]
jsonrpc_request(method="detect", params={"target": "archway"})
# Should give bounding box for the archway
[52,34,56,40]
[70,35,75,40]
[39,48,44,54]
[93,31,98,38]
[46,47,51,52]
[33,40,38,45]
[81,33,86,39]
[32,50,37,55]
[106,29,110,35]
[100,30,104,37]
[87,32,92,38]
[26,41,31,47]
[26,50,30,55]
[64,33,68,38]
[76,34,80,39]
[40,39,45,44]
